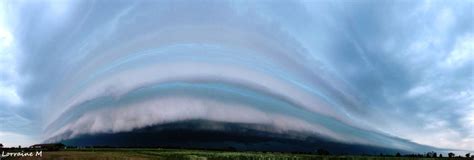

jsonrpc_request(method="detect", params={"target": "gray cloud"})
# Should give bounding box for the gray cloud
[0,0,472,151]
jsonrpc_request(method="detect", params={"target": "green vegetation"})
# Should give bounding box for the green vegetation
[8,148,473,160]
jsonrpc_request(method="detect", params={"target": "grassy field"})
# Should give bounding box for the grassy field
[3,148,472,160]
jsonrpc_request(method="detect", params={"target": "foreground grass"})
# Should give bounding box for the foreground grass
[5,148,472,160]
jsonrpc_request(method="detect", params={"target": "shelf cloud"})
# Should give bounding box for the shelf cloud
[0,0,472,152]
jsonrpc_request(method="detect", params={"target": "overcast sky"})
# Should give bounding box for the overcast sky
[0,0,472,152]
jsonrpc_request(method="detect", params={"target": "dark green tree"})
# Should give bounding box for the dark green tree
[448,152,455,158]
[427,151,437,158]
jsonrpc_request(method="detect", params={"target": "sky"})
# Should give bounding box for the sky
[0,0,473,152]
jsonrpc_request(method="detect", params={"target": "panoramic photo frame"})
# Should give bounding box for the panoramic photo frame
[0,0,473,159]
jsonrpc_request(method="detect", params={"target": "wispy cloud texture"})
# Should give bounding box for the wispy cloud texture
[0,0,472,151]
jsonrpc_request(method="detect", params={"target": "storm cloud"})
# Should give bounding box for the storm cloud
[0,0,472,152]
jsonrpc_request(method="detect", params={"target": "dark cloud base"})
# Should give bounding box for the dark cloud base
[60,120,407,155]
